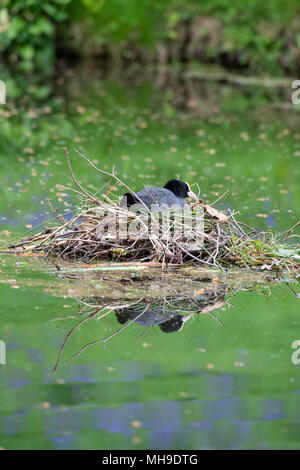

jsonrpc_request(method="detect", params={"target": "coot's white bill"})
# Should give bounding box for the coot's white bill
[187,189,198,201]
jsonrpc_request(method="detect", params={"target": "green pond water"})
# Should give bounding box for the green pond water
[0,67,300,450]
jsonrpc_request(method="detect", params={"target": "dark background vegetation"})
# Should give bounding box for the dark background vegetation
[1,0,300,76]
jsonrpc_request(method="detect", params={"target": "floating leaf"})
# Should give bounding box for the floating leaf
[274,247,300,261]
[204,204,229,222]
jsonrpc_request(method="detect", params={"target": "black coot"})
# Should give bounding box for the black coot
[121,179,197,209]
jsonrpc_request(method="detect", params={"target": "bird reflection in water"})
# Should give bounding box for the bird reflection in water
[52,285,227,372]
[115,306,192,333]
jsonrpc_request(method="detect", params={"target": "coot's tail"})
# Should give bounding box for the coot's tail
[120,192,140,208]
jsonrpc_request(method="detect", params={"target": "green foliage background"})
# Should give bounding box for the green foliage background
[1,0,300,74]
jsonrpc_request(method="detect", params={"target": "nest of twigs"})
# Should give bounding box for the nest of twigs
[9,148,300,270]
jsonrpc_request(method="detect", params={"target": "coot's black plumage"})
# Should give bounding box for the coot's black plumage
[121,179,197,209]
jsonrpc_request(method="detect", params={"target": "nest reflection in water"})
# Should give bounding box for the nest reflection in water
[52,281,239,373]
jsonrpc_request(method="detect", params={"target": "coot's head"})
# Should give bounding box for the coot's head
[164,179,197,201]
